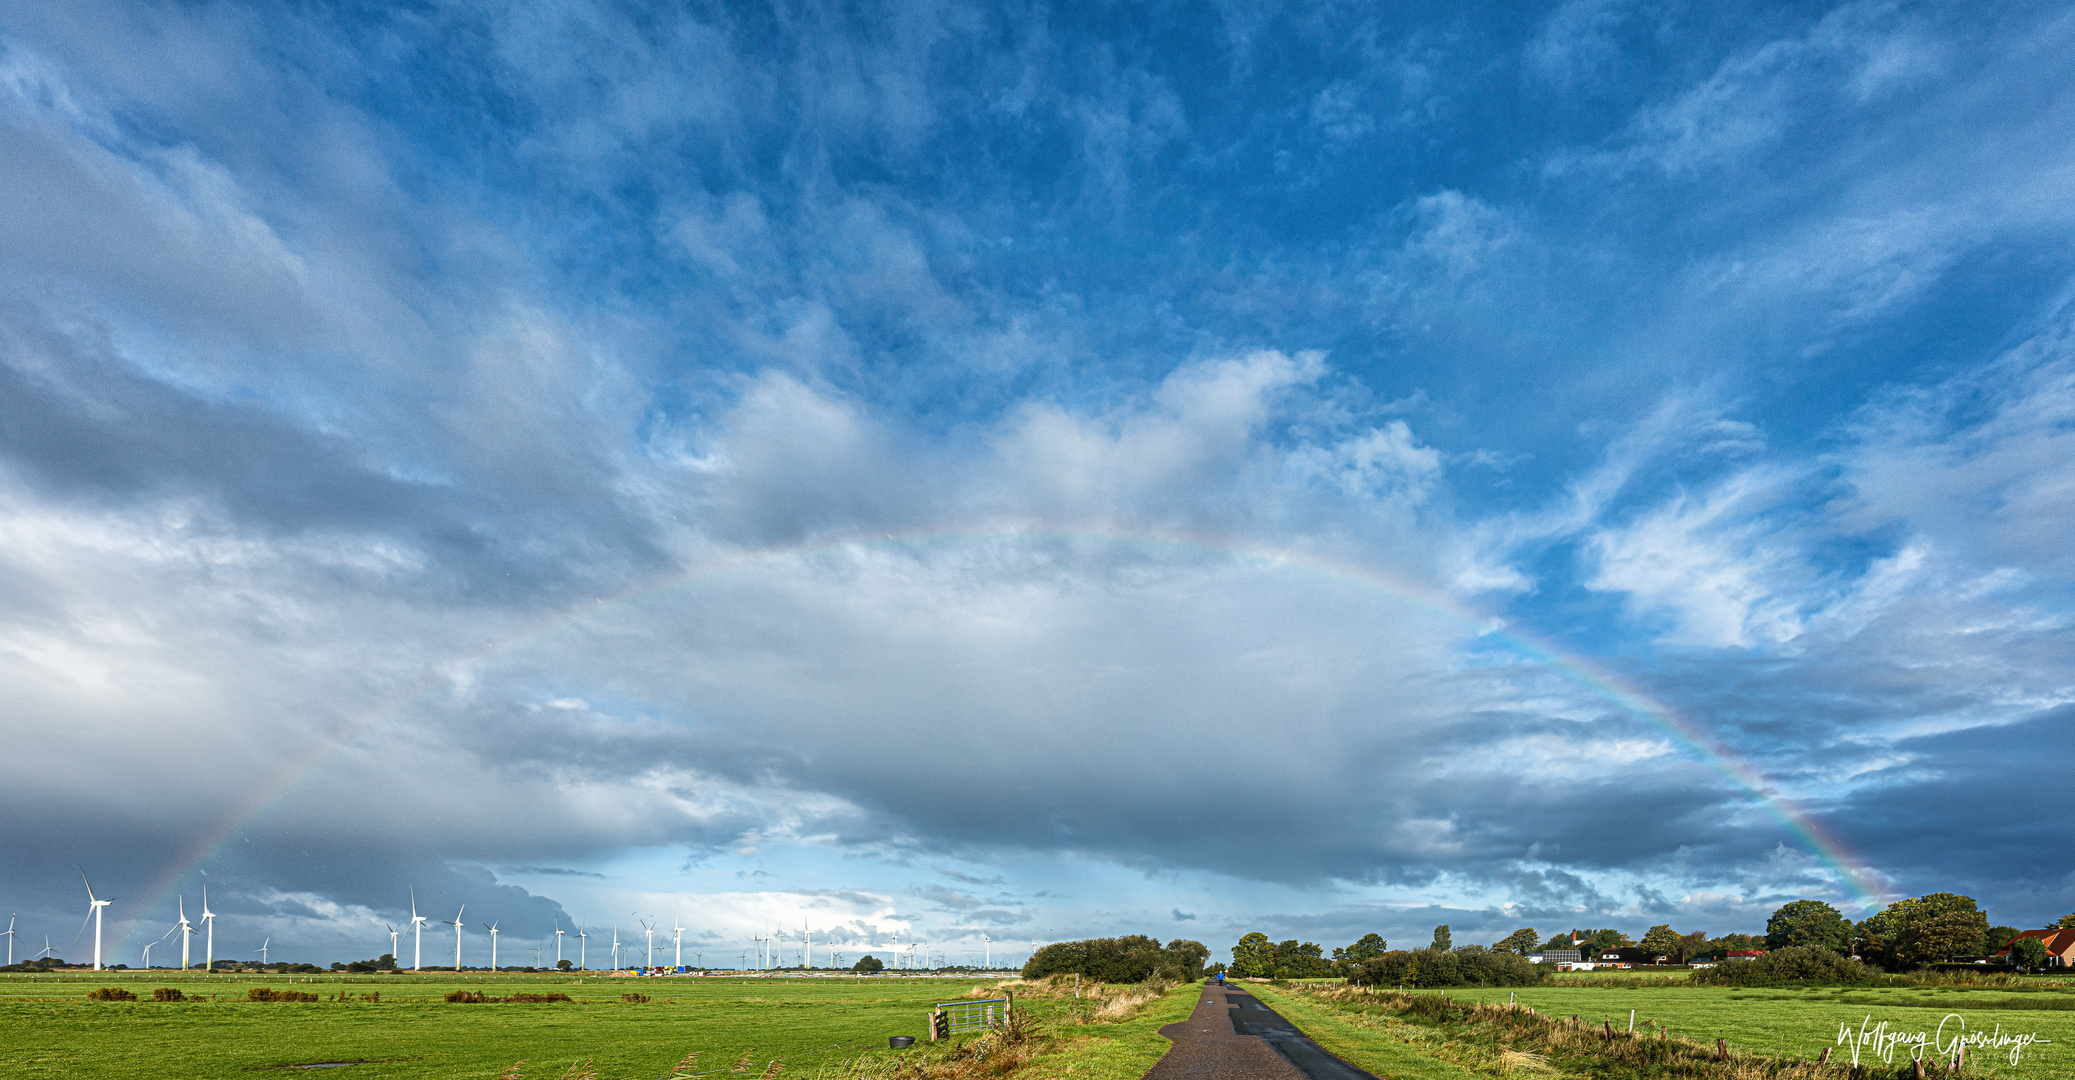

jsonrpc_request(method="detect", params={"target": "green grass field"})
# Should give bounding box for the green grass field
[0,972,1183,1080]
[1250,979,2075,1076]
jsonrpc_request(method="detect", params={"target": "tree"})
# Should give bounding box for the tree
[1707,933,1763,957]
[1579,929,1631,955]
[1430,925,1451,952]
[1494,929,1540,956]
[1539,932,1574,952]
[557,959,573,971]
[2054,914,2075,930]
[1639,925,1681,962]
[1861,893,1991,970]
[1333,934,1390,969]
[1165,939,1211,980]
[1274,940,1328,978]
[1230,933,1274,978]
[852,955,884,972]
[2009,937,2049,971]
[1766,900,1853,952]
[1023,935,1200,982]
[1678,930,1710,959]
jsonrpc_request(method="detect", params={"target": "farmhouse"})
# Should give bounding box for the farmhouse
[1998,928,2075,967]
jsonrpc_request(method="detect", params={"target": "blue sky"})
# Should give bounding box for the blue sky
[3,0,2073,968]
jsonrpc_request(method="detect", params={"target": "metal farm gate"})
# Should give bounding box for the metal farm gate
[928,995,1012,1040]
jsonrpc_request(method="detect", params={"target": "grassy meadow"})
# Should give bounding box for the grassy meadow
[1249,977,2075,1077]
[0,971,1193,1080]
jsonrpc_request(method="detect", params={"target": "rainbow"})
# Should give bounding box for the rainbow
[123,524,1888,952]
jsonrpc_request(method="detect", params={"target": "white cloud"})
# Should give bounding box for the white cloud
[1585,469,1809,647]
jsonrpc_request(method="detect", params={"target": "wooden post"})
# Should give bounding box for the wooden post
[1913,1058,1925,1079]
[1604,1019,1614,1039]
[1717,1038,1728,1060]
[1819,1047,1831,1064]
[928,1008,944,1041]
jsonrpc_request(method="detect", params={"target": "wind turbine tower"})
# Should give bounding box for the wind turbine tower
[576,924,588,970]
[259,937,270,966]
[409,889,428,970]
[77,870,113,971]
[642,919,655,969]
[201,886,216,973]
[175,896,197,971]
[555,917,565,966]
[673,917,684,969]
[443,905,466,970]
[983,934,990,969]
[2,912,15,966]
[387,924,401,964]
[484,920,500,970]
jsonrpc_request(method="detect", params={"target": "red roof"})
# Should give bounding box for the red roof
[1997,928,2075,957]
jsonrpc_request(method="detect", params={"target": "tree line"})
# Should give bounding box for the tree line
[1211,895,2073,989]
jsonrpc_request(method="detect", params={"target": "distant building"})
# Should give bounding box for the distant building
[1997,928,2075,968]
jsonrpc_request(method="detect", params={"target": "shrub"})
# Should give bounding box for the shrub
[507,992,573,1003]
[87,987,136,1002]
[1021,935,1208,982]
[1349,946,1547,988]
[1690,945,1876,986]
[622,993,651,1003]
[248,987,321,1002]
[447,990,492,1003]
[152,987,185,1002]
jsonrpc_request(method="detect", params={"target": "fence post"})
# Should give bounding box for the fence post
[1716,1039,1728,1061]
[928,1008,944,1041]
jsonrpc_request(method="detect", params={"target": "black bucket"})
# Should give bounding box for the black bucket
[888,1036,916,1049]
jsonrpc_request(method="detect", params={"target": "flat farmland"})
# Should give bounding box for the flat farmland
[0,972,1093,1080]
[1426,983,2074,1072]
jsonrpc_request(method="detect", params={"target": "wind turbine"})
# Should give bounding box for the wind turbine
[37,935,54,961]
[673,916,684,969]
[142,924,174,970]
[409,889,428,970]
[483,920,500,970]
[610,926,621,969]
[259,937,270,966]
[554,916,565,967]
[175,896,198,971]
[201,886,216,973]
[2,912,15,966]
[641,919,655,969]
[387,924,401,965]
[443,905,466,970]
[802,918,810,969]
[75,869,113,971]
[576,924,588,970]
[982,934,990,969]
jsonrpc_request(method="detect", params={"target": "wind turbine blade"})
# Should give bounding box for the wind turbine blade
[79,867,97,902]
[73,911,93,946]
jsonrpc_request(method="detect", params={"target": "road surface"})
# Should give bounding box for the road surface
[1140,983,1379,1080]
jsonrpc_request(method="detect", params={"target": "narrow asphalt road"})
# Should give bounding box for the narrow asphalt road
[1141,983,1380,1080]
